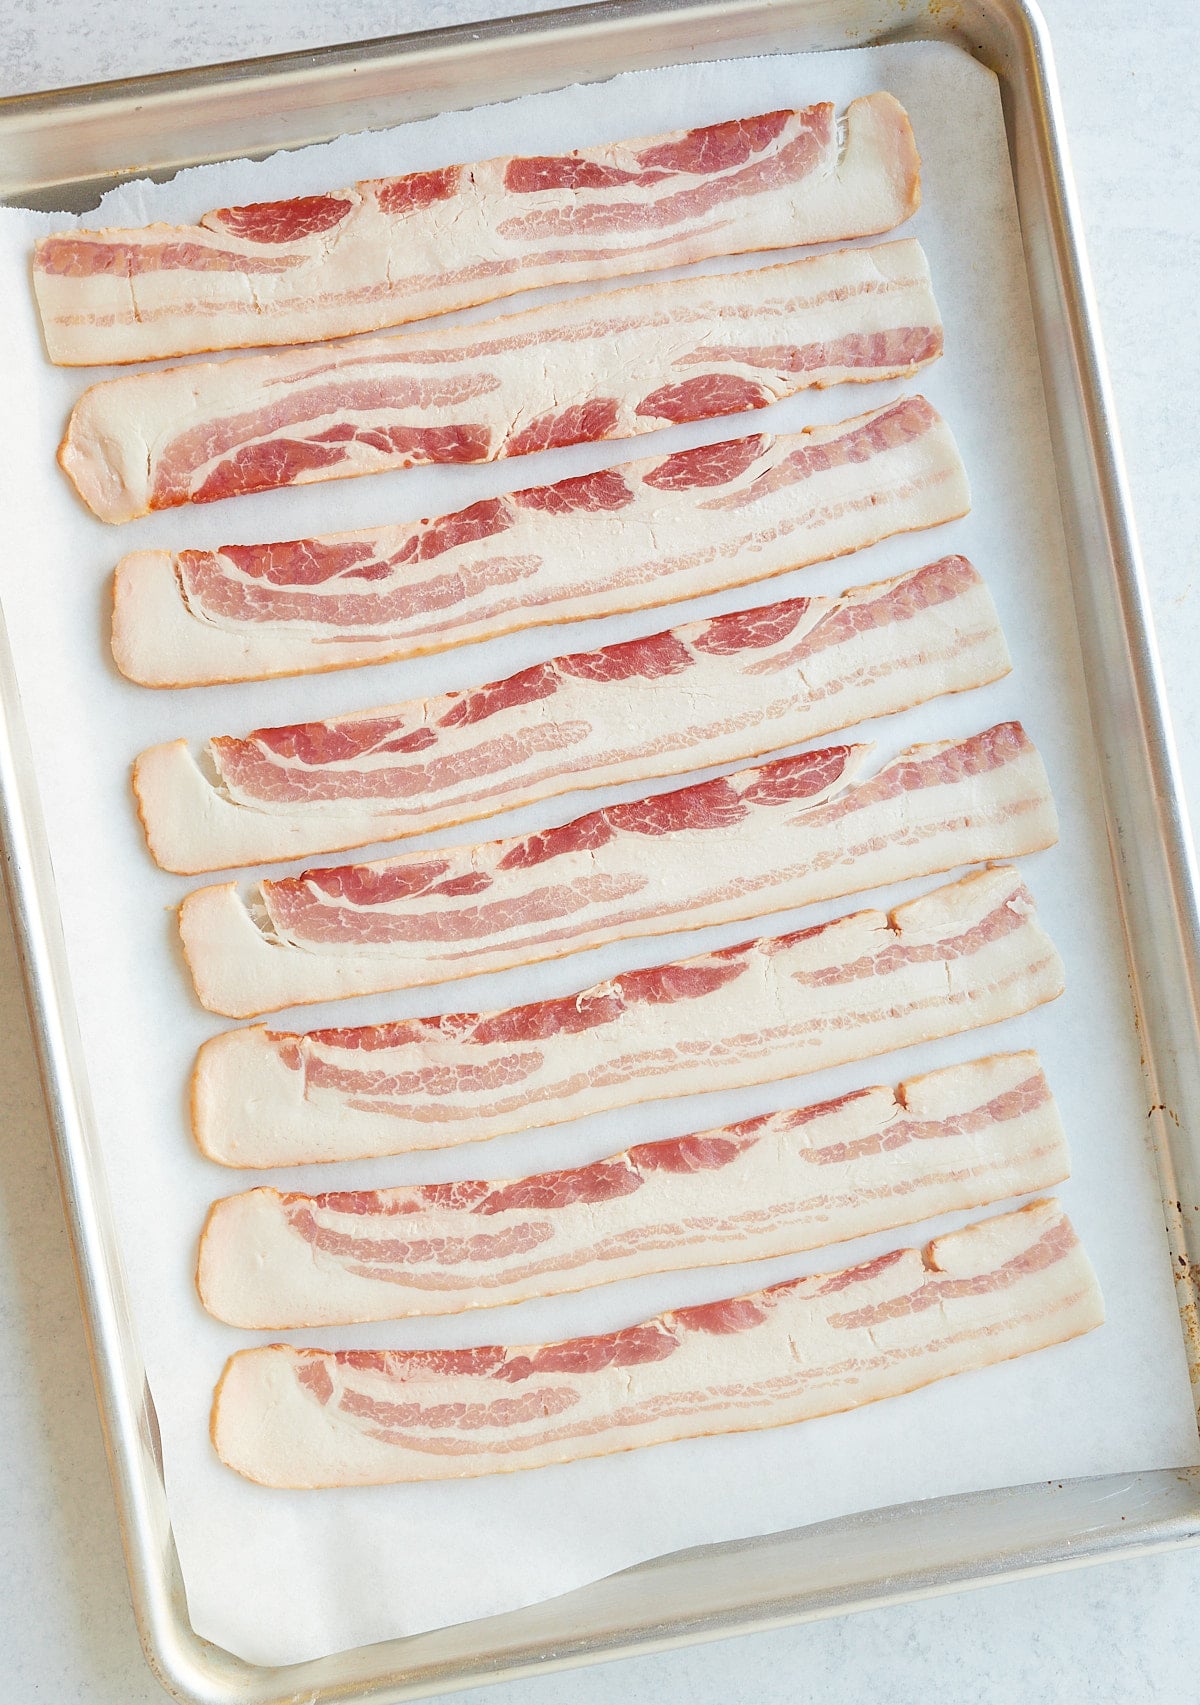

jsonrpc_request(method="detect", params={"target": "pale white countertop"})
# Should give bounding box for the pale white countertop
[1,2,1197,1699]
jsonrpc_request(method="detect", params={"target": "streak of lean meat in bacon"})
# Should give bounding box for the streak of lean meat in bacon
[197,1053,1070,1327]
[180,723,1056,1019]
[134,555,1010,876]
[210,1199,1102,1485]
[59,239,943,523]
[111,394,968,687]
[35,96,921,366]
[192,866,1065,1168]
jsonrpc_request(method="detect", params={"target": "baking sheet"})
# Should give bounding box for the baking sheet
[0,39,1195,1671]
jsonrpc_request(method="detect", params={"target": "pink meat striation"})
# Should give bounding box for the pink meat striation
[113,391,969,691]
[207,556,981,810]
[188,866,1065,1165]
[208,1200,1102,1482]
[60,239,942,521]
[37,96,922,365]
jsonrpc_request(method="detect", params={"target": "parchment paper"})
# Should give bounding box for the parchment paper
[0,41,1195,1669]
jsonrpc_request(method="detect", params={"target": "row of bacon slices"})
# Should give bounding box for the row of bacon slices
[36,95,1102,1487]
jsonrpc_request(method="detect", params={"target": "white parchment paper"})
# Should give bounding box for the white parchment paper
[0,40,1196,1669]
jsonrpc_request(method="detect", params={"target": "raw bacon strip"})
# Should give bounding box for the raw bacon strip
[192,866,1065,1168]
[59,240,942,523]
[35,95,920,367]
[111,394,968,687]
[197,1053,1070,1326]
[210,1199,1102,1485]
[180,724,1056,1018]
[134,555,1010,876]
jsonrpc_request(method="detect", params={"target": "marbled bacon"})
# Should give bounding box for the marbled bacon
[35,96,920,366]
[210,1199,1102,1485]
[192,866,1065,1167]
[197,1053,1070,1326]
[59,240,942,522]
[111,394,968,687]
[135,555,1010,876]
[179,723,1057,1018]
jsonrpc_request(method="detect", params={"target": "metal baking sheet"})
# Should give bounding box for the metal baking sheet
[1,2,1198,1700]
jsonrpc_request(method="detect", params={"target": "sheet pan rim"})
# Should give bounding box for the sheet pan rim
[2,1,1198,1699]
